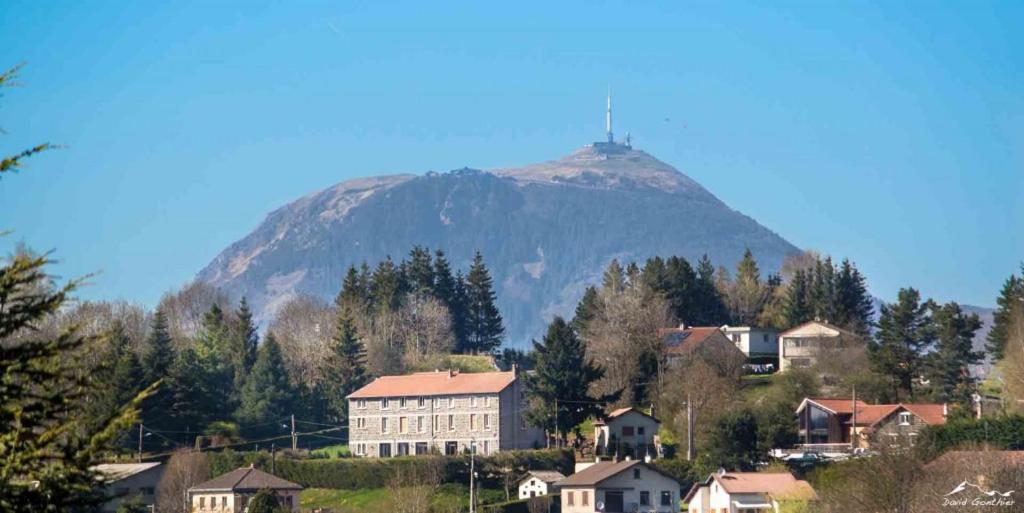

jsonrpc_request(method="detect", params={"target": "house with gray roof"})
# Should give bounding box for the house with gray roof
[93,462,164,513]
[188,464,302,512]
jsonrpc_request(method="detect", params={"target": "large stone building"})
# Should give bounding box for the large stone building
[347,369,544,457]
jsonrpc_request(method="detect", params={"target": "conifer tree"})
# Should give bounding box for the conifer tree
[235,297,259,372]
[321,316,368,426]
[370,257,404,312]
[195,303,237,407]
[693,254,730,325]
[926,302,983,404]
[524,317,617,444]
[336,265,371,322]
[987,267,1023,360]
[235,333,297,438]
[834,259,874,334]
[465,251,504,353]
[164,346,213,434]
[571,286,601,333]
[602,259,626,294]
[870,288,936,399]
[728,249,769,325]
[141,308,174,386]
[432,249,466,345]
[783,269,813,328]
[810,257,837,322]
[662,256,698,323]
[406,245,435,295]
[453,270,471,352]
[90,323,145,430]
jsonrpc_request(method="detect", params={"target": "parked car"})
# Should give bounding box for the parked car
[783,451,825,465]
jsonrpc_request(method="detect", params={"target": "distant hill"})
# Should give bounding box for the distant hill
[197,142,800,345]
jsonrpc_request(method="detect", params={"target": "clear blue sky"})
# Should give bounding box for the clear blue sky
[1,1,1021,309]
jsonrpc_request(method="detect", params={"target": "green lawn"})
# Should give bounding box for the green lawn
[407,354,499,373]
[300,488,392,512]
[310,443,350,459]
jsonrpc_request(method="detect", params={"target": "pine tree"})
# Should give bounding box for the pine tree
[870,288,936,399]
[926,302,983,404]
[571,286,601,334]
[406,245,435,295]
[321,316,368,426]
[336,265,371,322]
[602,259,626,294]
[783,269,813,328]
[465,251,504,353]
[987,268,1023,361]
[834,259,874,334]
[235,333,297,438]
[234,297,260,386]
[141,309,174,386]
[195,303,237,407]
[453,270,471,353]
[164,347,213,434]
[693,254,730,325]
[89,323,144,431]
[524,317,617,444]
[729,249,768,325]
[810,257,837,322]
[663,256,697,324]
[433,249,467,346]
[370,257,405,312]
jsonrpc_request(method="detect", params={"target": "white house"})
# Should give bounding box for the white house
[188,464,302,513]
[93,462,164,513]
[684,471,817,513]
[594,407,662,460]
[778,320,859,372]
[720,325,778,362]
[558,460,680,513]
[518,470,566,499]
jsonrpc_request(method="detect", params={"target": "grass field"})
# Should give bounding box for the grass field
[300,484,506,512]
[310,443,350,459]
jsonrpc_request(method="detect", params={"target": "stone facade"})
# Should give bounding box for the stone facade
[348,372,543,457]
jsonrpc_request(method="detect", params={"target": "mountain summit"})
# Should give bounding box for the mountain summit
[197,142,799,344]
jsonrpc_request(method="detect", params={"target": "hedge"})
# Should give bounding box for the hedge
[916,414,1024,459]
[208,448,574,490]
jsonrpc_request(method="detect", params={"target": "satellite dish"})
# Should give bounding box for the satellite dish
[596,501,605,512]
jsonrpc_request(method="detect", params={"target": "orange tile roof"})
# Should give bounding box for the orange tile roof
[347,370,516,399]
[661,327,725,355]
[901,404,948,425]
[685,472,816,503]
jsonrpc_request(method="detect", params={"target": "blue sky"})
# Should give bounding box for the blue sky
[1,1,1021,309]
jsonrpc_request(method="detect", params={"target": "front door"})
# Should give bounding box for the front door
[604,491,624,513]
[397,442,409,456]
[379,443,391,457]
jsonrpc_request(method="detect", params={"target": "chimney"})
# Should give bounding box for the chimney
[679,322,687,330]
[512,363,517,378]
[943,403,948,417]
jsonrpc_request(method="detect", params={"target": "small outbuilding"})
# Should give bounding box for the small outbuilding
[518,470,566,499]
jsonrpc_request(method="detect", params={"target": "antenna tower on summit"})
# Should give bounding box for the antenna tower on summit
[606,87,614,143]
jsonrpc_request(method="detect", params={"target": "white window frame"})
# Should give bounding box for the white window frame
[448,414,455,431]
[399,398,407,409]
[418,397,426,409]
[382,398,390,410]
[381,417,388,433]
[899,412,912,425]
[357,399,367,409]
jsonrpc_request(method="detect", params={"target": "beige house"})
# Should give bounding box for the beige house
[594,407,662,461]
[518,470,566,499]
[188,465,302,513]
[347,368,544,457]
[558,460,680,513]
[778,320,859,372]
[94,462,164,513]
[684,471,817,513]
[720,325,778,362]
[796,397,947,452]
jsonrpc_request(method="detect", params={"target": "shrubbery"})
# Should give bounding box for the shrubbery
[916,414,1024,458]
[208,448,574,490]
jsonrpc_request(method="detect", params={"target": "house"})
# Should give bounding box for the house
[558,460,680,513]
[594,407,662,460]
[346,368,544,457]
[719,325,778,364]
[795,397,947,452]
[93,462,164,513]
[778,320,860,372]
[684,470,817,513]
[188,464,302,513]
[518,470,566,499]
[662,325,746,368]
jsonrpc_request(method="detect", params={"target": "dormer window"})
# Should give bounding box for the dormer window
[899,412,912,425]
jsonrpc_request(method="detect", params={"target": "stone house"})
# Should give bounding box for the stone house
[795,397,947,452]
[593,407,662,461]
[346,368,544,457]
[558,460,680,513]
[188,464,302,513]
[518,470,566,499]
[93,462,164,513]
[684,471,817,513]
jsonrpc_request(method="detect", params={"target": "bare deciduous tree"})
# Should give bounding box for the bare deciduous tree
[157,281,231,347]
[387,457,444,513]
[156,449,210,513]
[399,292,455,367]
[1002,305,1024,410]
[270,295,334,387]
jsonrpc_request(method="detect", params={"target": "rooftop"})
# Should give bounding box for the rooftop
[661,326,724,355]
[189,465,302,492]
[520,470,567,484]
[347,369,516,399]
[93,462,161,483]
[557,460,676,487]
[684,472,817,503]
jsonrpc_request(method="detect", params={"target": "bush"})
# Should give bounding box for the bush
[915,414,1024,458]
[208,448,574,490]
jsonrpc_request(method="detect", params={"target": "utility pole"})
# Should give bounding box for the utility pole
[469,440,476,513]
[851,386,857,450]
[291,414,297,451]
[271,444,277,475]
[553,398,558,449]
[686,393,694,461]
[137,423,143,463]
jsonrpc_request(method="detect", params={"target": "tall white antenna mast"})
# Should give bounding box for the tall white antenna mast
[606,87,614,143]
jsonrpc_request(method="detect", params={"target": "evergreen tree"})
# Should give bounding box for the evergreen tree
[235,334,297,438]
[194,303,237,407]
[926,302,983,404]
[783,269,813,328]
[453,270,471,353]
[834,259,874,334]
[233,297,260,389]
[433,249,467,346]
[247,488,288,513]
[870,288,936,399]
[370,257,405,312]
[728,249,769,325]
[524,317,617,444]
[693,254,730,325]
[141,308,174,386]
[164,347,214,434]
[663,256,698,323]
[810,257,837,322]
[464,251,504,353]
[336,265,371,322]
[406,245,435,295]
[321,316,368,426]
[89,323,145,431]
[602,259,626,294]
[703,408,761,471]
[987,267,1023,361]
[571,286,601,334]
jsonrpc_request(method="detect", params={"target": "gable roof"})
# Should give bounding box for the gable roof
[684,472,815,503]
[189,465,302,492]
[661,327,732,355]
[778,320,855,338]
[796,398,869,415]
[557,460,678,488]
[796,398,946,427]
[595,407,661,426]
[347,370,516,399]
[93,462,161,483]
[519,470,566,485]
[900,404,947,425]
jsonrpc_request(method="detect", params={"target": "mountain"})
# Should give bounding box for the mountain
[197,142,801,344]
